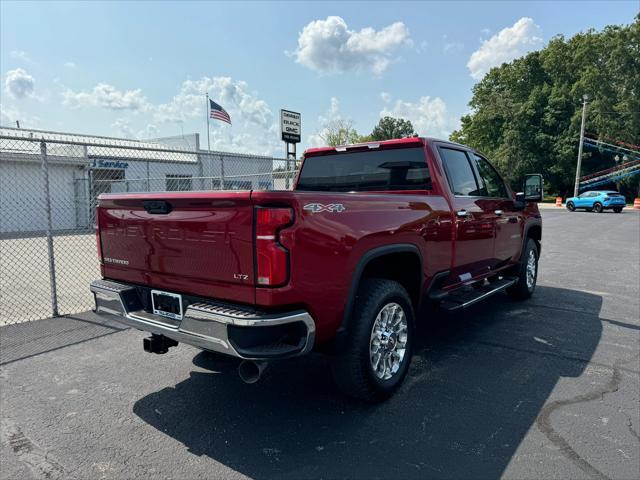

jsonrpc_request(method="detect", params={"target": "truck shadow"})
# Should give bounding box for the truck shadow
[133,286,602,479]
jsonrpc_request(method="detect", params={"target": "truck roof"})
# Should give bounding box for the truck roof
[303,136,468,156]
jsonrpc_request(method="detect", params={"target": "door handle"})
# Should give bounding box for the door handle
[494,209,504,216]
[456,209,471,218]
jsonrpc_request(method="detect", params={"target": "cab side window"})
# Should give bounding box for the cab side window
[439,147,481,196]
[472,154,508,198]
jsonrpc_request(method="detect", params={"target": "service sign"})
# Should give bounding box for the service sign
[92,159,129,169]
[280,109,301,143]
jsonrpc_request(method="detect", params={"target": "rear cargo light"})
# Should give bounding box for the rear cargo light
[255,207,293,286]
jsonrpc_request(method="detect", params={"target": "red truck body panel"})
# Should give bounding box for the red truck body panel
[98,191,256,305]
[96,138,540,344]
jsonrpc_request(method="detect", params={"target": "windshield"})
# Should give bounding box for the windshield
[296,147,431,192]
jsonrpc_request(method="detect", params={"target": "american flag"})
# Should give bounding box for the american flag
[209,99,231,125]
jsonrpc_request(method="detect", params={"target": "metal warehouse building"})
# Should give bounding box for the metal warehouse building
[0,127,292,235]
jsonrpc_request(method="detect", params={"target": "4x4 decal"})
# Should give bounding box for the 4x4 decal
[303,203,346,213]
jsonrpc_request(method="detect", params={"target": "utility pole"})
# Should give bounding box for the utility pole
[573,94,589,197]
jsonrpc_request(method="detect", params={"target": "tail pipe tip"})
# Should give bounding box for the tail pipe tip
[238,360,268,384]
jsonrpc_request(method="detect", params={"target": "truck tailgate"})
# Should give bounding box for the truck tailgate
[97,191,255,305]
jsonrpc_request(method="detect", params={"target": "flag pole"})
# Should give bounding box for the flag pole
[205,92,211,152]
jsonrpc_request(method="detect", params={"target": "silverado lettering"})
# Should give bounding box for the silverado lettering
[104,223,232,243]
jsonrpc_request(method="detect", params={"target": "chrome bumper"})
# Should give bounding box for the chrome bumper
[90,279,315,360]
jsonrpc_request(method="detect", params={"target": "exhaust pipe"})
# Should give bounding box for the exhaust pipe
[238,360,268,384]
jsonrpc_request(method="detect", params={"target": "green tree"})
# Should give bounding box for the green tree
[450,17,640,198]
[371,116,416,141]
[319,119,362,146]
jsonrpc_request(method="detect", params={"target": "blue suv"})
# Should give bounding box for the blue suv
[566,190,626,213]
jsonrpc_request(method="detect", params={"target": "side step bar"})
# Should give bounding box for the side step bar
[433,277,517,311]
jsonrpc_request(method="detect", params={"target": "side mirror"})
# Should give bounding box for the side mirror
[523,174,543,202]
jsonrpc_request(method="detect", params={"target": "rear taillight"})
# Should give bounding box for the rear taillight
[255,207,293,286]
[95,226,103,264]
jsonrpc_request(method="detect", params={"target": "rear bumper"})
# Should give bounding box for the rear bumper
[90,279,315,360]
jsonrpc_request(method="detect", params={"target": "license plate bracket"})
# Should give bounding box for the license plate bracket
[151,290,183,321]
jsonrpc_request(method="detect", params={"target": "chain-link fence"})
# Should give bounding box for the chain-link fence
[0,129,300,325]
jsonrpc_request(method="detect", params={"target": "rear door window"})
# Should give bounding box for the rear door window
[296,147,431,192]
[439,147,481,196]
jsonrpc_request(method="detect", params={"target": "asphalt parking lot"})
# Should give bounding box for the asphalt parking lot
[1,207,638,480]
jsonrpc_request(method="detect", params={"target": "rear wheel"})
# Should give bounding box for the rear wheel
[566,201,575,212]
[507,239,538,300]
[593,202,603,213]
[331,279,414,402]
[614,207,623,213]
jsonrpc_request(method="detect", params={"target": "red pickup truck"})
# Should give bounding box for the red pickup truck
[91,137,543,401]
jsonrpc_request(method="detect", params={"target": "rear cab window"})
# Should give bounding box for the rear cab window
[438,147,481,196]
[438,146,510,198]
[296,147,431,192]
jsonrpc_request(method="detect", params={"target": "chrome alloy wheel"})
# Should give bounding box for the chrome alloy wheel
[369,302,408,380]
[526,249,537,290]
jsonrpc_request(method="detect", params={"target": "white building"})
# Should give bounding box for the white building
[0,128,290,235]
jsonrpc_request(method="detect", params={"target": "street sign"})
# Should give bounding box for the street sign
[280,109,301,143]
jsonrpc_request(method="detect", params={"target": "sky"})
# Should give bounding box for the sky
[1,1,637,157]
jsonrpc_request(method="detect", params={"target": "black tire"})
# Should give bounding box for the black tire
[614,207,623,213]
[593,202,603,213]
[507,239,539,300]
[566,201,575,212]
[331,279,414,402]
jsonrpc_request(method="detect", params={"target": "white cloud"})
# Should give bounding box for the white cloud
[415,40,429,54]
[380,94,458,139]
[63,61,77,68]
[155,77,270,127]
[10,50,31,62]
[292,16,411,74]
[4,68,35,99]
[0,104,40,128]
[443,41,464,54]
[0,105,17,126]
[467,17,543,80]
[111,119,159,140]
[307,96,344,147]
[62,83,148,111]
[111,118,136,138]
[154,76,279,155]
[144,124,159,138]
[56,76,279,154]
